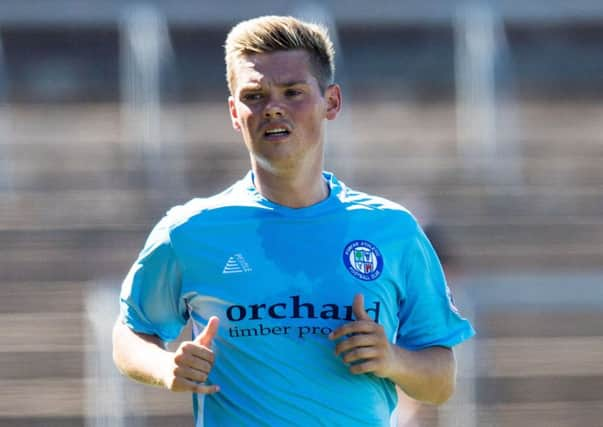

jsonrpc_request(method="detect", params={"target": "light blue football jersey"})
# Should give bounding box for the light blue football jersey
[119,171,475,427]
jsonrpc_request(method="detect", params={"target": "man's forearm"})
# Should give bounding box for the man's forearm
[112,320,171,387]
[388,346,456,405]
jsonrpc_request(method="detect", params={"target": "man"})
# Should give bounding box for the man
[113,15,475,426]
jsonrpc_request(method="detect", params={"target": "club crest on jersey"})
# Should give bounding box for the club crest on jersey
[343,240,383,281]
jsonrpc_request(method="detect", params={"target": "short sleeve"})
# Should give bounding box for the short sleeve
[119,215,189,342]
[396,225,475,350]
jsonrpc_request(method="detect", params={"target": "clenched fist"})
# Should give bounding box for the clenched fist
[329,294,397,378]
[162,316,220,394]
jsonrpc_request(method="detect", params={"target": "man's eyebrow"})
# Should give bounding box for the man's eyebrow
[240,84,262,90]
[275,80,309,87]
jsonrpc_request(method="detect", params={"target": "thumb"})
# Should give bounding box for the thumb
[352,293,371,321]
[196,316,220,347]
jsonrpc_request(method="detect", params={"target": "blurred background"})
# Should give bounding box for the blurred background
[0,1,602,426]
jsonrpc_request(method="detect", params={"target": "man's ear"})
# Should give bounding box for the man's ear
[325,84,342,121]
[228,96,241,132]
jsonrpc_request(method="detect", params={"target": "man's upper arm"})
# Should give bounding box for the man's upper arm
[119,215,188,343]
[396,225,475,350]
[114,318,166,349]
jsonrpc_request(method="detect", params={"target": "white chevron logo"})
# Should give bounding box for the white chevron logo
[222,253,252,274]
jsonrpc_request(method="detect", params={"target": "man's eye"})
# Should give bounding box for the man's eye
[243,93,262,101]
[285,89,302,97]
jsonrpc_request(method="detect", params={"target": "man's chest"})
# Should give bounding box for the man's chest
[175,218,407,341]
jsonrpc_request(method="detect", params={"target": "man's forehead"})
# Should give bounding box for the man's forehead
[233,50,315,86]
[238,74,311,88]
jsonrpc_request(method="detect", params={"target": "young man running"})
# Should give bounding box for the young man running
[113,15,475,426]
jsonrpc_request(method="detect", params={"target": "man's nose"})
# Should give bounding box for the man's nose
[263,99,284,118]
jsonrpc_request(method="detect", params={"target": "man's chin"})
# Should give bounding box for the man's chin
[252,153,301,172]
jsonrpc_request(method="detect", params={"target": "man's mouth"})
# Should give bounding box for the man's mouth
[264,128,290,138]
[264,127,291,139]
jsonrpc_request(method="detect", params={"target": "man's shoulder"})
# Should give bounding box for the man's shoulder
[339,184,418,225]
[161,178,258,231]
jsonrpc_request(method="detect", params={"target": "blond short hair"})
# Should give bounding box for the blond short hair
[224,15,335,94]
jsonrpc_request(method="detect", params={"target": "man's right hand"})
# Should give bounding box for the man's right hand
[161,316,220,394]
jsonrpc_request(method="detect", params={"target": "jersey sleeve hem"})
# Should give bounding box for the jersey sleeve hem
[398,323,476,351]
[119,302,181,343]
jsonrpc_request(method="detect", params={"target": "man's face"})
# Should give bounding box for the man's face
[228,50,341,173]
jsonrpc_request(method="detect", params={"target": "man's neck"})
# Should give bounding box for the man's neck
[252,164,329,209]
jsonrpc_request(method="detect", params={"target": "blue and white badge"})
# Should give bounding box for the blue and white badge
[343,240,383,281]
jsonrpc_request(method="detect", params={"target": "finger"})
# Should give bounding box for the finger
[187,356,213,373]
[329,320,381,340]
[334,334,379,356]
[175,366,209,383]
[179,342,215,365]
[195,383,220,395]
[342,347,379,364]
[353,293,371,321]
[196,316,220,347]
[172,377,219,394]
[349,360,378,375]
[174,353,212,373]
